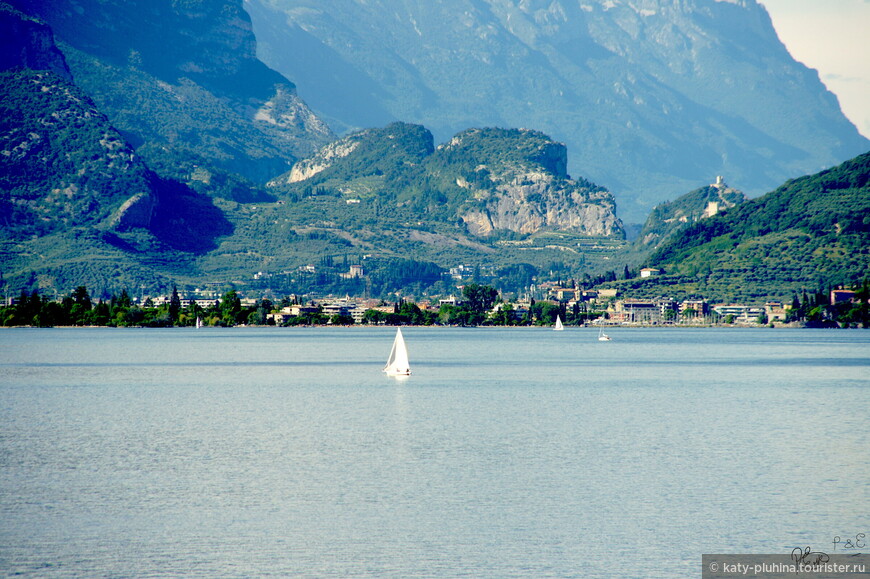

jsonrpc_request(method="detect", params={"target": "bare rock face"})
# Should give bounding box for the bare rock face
[270,122,434,186]
[253,85,333,158]
[437,128,624,238]
[108,192,156,230]
[282,139,362,184]
[461,172,622,237]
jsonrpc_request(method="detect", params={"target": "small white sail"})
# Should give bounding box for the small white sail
[384,327,411,376]
[196,316,203,328]
[554,316,564,331]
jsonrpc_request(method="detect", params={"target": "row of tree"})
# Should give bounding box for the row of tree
[0,286,269,328]
[0,283,582,328]
[784,284,870,327]
[3,282,868,328]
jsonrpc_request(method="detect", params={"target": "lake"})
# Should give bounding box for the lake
[1,327,868,577]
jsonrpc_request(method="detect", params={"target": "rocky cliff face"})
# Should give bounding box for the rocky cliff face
[436,128,622,237]
[249,0,869,222]
[460,174,621,237]
[0,3,70,81]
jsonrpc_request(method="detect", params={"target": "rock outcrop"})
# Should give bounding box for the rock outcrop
[278,123,624,238]
[437,128,622,237]
[0,3,70,80]
[460,173,621,237]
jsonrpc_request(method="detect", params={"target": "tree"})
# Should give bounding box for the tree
[220,290,242,325]
[536,302,561,325]
[490,304,515,326]
[69,286,92,325]
[329,313,355,325]
[168,285,181,324]
[364,309,388,324]
[462,283,499,313]
[247,299,274,326]
[90,300,111,326]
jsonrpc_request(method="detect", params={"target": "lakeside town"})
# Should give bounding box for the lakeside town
[2,280,867,328]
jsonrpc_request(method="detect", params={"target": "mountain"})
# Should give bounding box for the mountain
[9,0,333,189]
[1,67,155,236]
[630,152,870,302]
[4,0,866,301]
[270,123,623,239]
[0,62,235,289]
[0,2,241,292]
[246,0,870,222]
[1,11,625,300]
[636,176,747,248]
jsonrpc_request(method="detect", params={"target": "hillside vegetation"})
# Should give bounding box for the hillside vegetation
[634,152,870,302]
[270,123,623,238]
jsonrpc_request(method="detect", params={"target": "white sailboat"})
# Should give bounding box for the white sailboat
[598,327,612,341]
[196,316,203,328]
[554,316,564,331]
[384,327,411,376]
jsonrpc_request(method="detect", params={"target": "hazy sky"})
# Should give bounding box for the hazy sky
[759,0,870,138]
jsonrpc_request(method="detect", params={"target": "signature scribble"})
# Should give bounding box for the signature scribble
[791,546,830,566]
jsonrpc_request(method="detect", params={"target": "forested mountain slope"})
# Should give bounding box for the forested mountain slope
[9,0,333,191]
[639,151,870,301]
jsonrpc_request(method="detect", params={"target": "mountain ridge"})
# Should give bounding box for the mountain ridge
[248,0,869,221]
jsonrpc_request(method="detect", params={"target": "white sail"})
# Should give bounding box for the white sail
[554,316,564,331]
[384,327,411,376]
[598,327,612,341]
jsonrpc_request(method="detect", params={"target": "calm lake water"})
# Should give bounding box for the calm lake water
[1,327,868,578]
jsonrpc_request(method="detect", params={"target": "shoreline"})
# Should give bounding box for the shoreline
[0,322,856,330]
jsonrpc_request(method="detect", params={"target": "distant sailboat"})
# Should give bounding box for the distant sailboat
[598,327,612,341]
[384,327,411,376]
[196,316,203,328]
[554,316,564,331]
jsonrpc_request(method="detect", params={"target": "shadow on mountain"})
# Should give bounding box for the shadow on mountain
[149,176,234,254]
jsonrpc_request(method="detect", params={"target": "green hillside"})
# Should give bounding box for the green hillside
[0,69,153,237]
[636,152,870,302]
